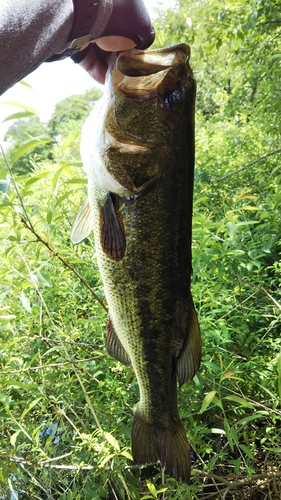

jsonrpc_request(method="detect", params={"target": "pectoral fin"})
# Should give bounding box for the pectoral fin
[106,318,131,366]
[70,199,93,244]
[177,301,201,386]
[100,194,126,261]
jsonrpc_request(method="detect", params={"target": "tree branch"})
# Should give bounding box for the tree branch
[20,217,107,312]
[216,148,281,182]
[0,356,104,374]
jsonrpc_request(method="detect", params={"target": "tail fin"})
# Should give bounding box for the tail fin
[131,410,191,482]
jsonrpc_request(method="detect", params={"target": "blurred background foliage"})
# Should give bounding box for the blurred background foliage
[0,0,280,498]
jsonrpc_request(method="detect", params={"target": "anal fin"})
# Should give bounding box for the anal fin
[106,318,131,366]
[177,301,201,386]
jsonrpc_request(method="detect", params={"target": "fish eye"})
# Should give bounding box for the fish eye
[163,90,183,110]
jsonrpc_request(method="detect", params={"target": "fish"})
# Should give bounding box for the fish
[71,43,201,482]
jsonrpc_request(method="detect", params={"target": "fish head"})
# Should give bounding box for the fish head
[105,43,196,150]
[79,43,196,198]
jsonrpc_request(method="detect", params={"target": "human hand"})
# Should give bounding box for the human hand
[74,0,155,84]
[77,37,135,84]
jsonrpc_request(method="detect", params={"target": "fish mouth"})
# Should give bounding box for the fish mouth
[112,43,190,98]
[116,43,189,78]
[104,44,191,149]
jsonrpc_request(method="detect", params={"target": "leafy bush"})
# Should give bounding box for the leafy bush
[0,0,280,498]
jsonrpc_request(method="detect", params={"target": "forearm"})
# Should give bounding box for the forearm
[0,0,154,96]
[0,0,74,95]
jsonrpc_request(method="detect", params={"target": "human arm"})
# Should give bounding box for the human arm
[0,0,154,95]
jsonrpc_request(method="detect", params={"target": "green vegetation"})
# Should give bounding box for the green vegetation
[0,0,280,498]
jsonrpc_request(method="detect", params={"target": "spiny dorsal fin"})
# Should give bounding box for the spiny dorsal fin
[106,318,131,366]
[177,301,201,386]
[70,199,93,244]
[100,194,126,261]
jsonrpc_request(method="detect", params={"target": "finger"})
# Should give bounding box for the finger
[79,45,109,84]
[94,36,136,52]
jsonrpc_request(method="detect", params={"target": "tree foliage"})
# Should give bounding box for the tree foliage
[0,1,280,498]
[47,87,103,138]
[3,87,103,176]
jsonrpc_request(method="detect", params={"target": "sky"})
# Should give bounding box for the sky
[0,0,169,142]
[0,59,100,139]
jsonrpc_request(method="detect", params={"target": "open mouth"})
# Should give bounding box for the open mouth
[116,44,189,77]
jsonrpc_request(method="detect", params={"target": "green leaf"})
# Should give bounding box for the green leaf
[1,101,38,114]
[264,447,281,453]
[46,210,53,224]
[120,450,133,460]
[21,397,42,419]
[213,395,223,410]
[98,453,115,468]
[0,314,16,321]
[37,272,52,287]
[271,54,281,61]
[11,138,52,164]
[10,430,21,446]
[24,172,50,186]
[200,390,217,413]
[65,178,87,185]
[55,191,73,207]
[204,428,226,435]
[223,418,234,451]
[20,290,32,313]
[278,353,281,399]
[235,413,266,427]
[2,111,36,122]
[0,288,10,305]
[231,426,239,447]
[61,133,78,151]
[224,395,254,409]
[103,431,120,451]
[239,443,254,459]
[19,80,33,89]
[146,481,157,498]
[234,457,241,474]
[52,165,66,189]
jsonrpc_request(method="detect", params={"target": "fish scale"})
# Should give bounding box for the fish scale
[71,44,202,482]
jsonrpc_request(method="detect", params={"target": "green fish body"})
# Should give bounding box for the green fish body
[71,44,201,482]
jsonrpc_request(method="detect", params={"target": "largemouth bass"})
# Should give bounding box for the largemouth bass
[71,43,201,482]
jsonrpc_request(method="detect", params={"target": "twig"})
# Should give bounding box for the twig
[216,148,281,182]
[0,356,102,374]
[261,287,281,311]
[20,216,107,312]
[192,470,230,485]
[31,334,104,349]
[70,361,102,431]
[37,452,74,465]
[192,469,281,493]
[54,405,82,436]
